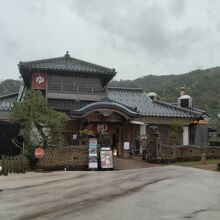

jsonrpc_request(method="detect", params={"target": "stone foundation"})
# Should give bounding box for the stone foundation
[37,145,88,170]
[160,145,220,163]
[140,136,220,163]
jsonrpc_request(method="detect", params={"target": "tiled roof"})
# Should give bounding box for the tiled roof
[107,87,202,118]
[0,93,18,111]
[18,51,116,76]
[70,101,139,119]
[0,85,24,112]
[0,85,206,119]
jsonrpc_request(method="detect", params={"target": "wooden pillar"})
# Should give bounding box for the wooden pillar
[118,126,122,157]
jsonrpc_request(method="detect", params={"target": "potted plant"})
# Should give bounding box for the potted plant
[79,129,94,145]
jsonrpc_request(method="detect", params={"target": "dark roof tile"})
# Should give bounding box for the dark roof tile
[107,87,202,118]
[19,52,116,76]
[0,93,18,111]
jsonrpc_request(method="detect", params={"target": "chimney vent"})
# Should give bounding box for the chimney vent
[178,95,192,108]
[148,92,160,101]
[178,86,192,108]
[180,86,185,96]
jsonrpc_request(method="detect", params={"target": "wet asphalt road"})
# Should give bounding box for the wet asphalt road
[0,166,220,220]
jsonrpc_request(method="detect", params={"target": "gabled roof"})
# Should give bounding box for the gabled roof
[107,87,203,118]
[70,101,139,119]
[0,85,24,112]
[18,51,116,76]
[0,93,18,111]
[0,85,207,119]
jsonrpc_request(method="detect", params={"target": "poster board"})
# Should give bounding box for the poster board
[72,134,77,140]
[100,150,113,169]
[123,142,130,150]
[88,138,98,169]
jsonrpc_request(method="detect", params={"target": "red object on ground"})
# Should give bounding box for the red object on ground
[35,148,45,159]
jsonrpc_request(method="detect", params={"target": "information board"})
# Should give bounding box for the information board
[88,138,98,169]
[123,142,130,150]
[100,150,113,169]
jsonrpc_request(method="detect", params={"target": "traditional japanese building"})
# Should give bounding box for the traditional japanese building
[0,52,209,158]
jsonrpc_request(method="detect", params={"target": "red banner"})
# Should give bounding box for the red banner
[32,72,48,90]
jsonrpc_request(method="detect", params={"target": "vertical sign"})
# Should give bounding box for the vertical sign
[100,149,113,169]
[32,72,48,90]
[123,142,130,150]
[88,138,98,169]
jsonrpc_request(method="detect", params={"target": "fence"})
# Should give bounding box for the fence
[1,155,25,175]
[37,145,88,171]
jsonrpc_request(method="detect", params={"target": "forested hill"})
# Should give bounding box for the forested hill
[0,79,21,96]
[0,67,220,116]
[109,67,220,116]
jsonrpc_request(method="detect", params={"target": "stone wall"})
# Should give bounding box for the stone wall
[158,125,172,145]
[160,145,220,163]
[140,133,220,163]
[37,145,88,170]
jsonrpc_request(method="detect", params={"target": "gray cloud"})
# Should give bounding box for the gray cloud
[168,0,187,16]
[69,0,211,61]
[70,0,172,56]
[21,0,48,15]
[0,0,220,80]
[3,38,20,56]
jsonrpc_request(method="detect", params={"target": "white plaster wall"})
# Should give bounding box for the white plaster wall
[183,126,189,146]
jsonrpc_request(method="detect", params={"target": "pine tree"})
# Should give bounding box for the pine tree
[10,89,68,148]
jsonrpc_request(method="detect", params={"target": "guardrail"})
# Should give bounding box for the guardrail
[48,82,105,94]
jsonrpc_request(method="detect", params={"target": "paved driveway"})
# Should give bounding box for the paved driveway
[0,166,220,220]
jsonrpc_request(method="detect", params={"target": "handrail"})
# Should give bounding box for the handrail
[12,138,23,150]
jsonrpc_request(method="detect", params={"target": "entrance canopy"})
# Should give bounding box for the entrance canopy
[70,101,139,120]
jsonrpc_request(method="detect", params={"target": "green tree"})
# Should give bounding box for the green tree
[210,117,220,136]
[0,79,21,95]
[11,89,68,148]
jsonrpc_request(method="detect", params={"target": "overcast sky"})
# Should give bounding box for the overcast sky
[0,0,220,80]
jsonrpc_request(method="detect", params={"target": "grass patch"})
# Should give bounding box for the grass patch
[172,159,220,171]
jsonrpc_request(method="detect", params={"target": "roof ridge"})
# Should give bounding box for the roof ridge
[107,86,143,91]
[154,100,202,116]
[18,55,115,73]
[18,56,64,65]
[0,92,18,99]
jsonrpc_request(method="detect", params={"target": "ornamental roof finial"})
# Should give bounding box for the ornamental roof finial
[65,50,70,58]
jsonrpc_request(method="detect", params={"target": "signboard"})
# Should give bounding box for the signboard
[89,124,116,134]
[32,72,48,90]
[97,124,108,133]
[100,150,113,169]
[88,138,98,169]
[34,148,45,159]
[72,134,77,140]
[123,142,130,150]
[89,156,98,169]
